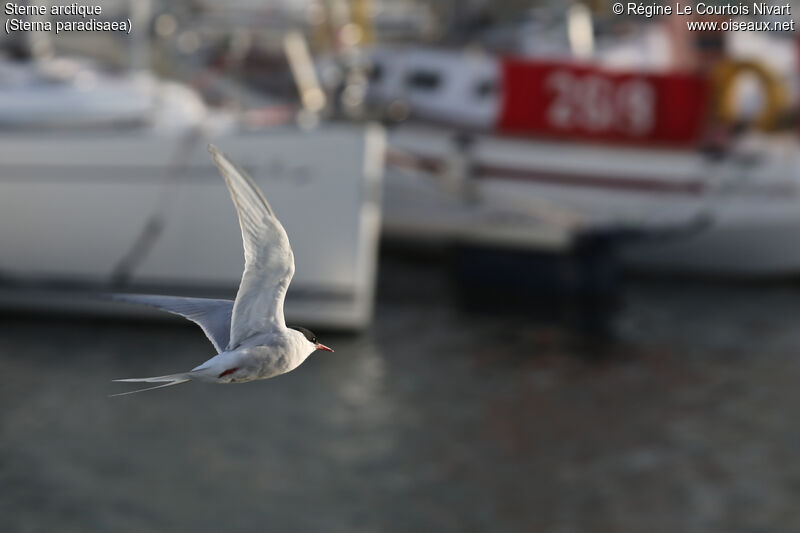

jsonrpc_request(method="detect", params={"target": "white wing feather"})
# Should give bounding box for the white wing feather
[111,294,233,353]
[208,145,295,349]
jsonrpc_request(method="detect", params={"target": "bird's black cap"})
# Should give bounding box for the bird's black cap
[290,326,317,343]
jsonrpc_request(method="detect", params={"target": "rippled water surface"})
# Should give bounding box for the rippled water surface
[2,258,800,532]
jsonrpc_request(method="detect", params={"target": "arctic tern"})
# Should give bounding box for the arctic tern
[111,145,333,396]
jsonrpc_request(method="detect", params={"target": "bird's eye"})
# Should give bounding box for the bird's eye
[312,337,317,343]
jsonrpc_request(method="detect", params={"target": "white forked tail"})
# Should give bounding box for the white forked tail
[111,373,191,397]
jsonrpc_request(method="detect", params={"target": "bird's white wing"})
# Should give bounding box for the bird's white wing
[208,145,295,349]
[111,294,234,353]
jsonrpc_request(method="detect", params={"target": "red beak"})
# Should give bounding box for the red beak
[315,343,334,352]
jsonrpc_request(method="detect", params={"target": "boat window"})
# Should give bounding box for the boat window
[406,70,441,91]
[474,79,496,98]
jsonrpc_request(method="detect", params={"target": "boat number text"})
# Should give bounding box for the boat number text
[546,71,655,136]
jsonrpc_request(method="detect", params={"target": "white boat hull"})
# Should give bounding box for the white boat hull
[0,124,385,329]
[384,126,800,277]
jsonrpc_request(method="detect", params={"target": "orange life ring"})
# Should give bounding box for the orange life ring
[711,60,787,132]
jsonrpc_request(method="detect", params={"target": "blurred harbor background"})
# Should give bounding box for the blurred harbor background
[4,0,800,531]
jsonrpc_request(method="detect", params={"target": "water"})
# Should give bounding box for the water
[2,257,800,532]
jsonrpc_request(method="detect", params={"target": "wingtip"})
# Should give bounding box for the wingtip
[106,293,151,305]
[207,144,232,168]
[208,144,229,160]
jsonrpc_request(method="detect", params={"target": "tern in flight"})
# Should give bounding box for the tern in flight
[112,145,333,396]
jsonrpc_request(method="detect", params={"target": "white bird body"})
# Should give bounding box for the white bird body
[190,329,314,384]
[112,145,333,396]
